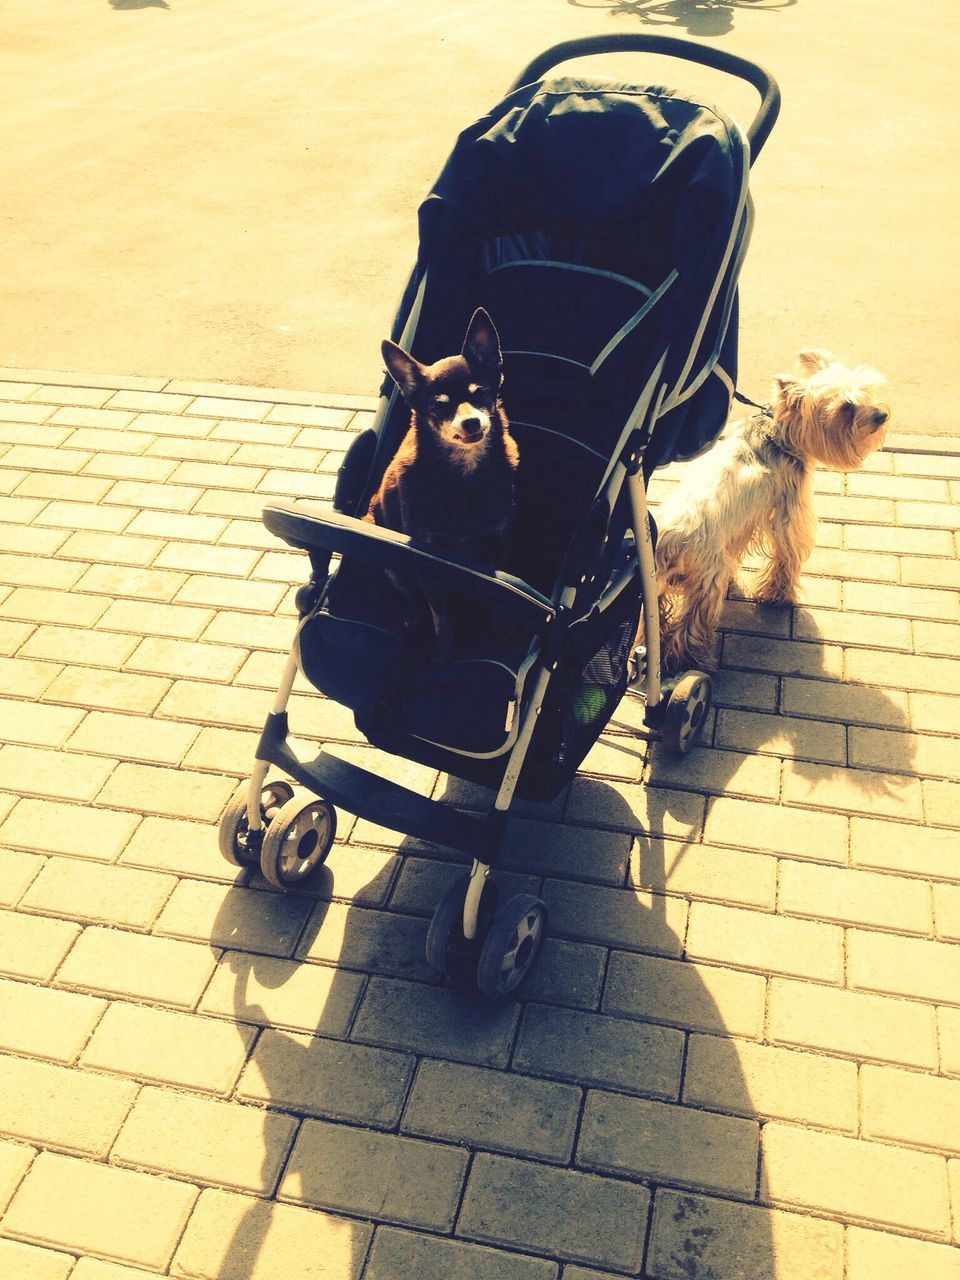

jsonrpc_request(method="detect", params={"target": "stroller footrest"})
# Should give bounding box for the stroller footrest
[258,714,484,856]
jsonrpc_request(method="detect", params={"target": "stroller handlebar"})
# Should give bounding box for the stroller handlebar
[262,501,557,634]
[508,34,781,164]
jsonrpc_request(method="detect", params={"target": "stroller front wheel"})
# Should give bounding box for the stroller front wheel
[425,871,498,987]
[219,780,294,868]
[476,894,549,1002]
[259,794,337,890]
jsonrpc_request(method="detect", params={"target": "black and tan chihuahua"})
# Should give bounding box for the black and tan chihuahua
[364,307,518,660]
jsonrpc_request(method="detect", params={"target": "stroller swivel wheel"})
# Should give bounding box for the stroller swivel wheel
[219,780,294,868]
[476,894,548,1002]
[426,871,498,987]
[662,670,712,755]
[259,794,337,890]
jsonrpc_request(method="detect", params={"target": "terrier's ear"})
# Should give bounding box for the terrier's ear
[381,340,424,402]
[462,308,503,384]
[795,348,832,374]
[773,375,808,414]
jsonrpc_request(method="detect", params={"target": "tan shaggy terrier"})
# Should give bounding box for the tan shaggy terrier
[655,348,890,673]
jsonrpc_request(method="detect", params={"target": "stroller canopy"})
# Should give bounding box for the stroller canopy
[391,75,752,474]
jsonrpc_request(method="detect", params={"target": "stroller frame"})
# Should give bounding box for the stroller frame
[220,34,780,999]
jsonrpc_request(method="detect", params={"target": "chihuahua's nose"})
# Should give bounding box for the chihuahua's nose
[459,416,484,440]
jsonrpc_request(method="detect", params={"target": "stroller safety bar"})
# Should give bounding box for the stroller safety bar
[508,34,781,164]
[262,500,556,632]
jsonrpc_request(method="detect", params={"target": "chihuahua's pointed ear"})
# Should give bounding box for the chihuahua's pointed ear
[462,308,503,384]
[381,340,423,403]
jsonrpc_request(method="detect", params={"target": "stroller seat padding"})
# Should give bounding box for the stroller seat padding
[297,562,533,758]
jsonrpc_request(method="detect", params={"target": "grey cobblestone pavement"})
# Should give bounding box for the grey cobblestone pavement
[0,370,959,1278]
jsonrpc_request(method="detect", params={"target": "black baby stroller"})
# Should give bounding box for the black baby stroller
[219,35,780,999]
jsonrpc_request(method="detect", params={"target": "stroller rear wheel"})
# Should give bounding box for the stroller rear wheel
[662,670,712,754]
[259,794,337,890]
[476,894,549,1001]
[219,780,294,868]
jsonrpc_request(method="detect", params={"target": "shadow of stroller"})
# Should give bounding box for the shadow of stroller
[109,0,170,10]
[567,0,797,38]
[198,764,792,1278]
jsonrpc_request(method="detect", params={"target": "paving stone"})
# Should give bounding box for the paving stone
[34,499,134,532]
[935,882,960,941]
[2,969,103,1062]
[566,777,706,841]
[1,585,109,628]
[365,1226,556,1280]
[0,846,43,905]
[603,950,766,1038]
[156,881,312,956]
[845,579,957,622]
[517,937,606,1011]
[902,555,960,589]
[0,654,61,698]
[82,1001,256,1094]
[351,975,519,1067]
[57,926,217,1008]
[201,951,364,1038]
[845,647,960,695]
[41,665,171,714]
[719,632,844,678]
[767,976,937,1067]
[237,1028,413,1127]
[19,623,139,669]
[686,901,843,982]
[97,761,236,822]
[514,1002,683,1099]
[647,1188,843,1280]
[17,472,114,503]
[683,1033,857,1131]
[0,697,85,747]
[849,724,960,781]
[171,1187,370,1280]
[67,709,199,765]
[113,1085,297,1194]
[0,1239,74,1280]
[846,1225,960,1280]
[401,1059,579,1162]
[0,798,140,861]
[0,907,80,980]
[543,878,687,956]
[457,1153,648,1271]
[778,860,932,934]
[0,1135,34,1212]
[850,815,960,879]
[98,597,215,640]
[0,617,37,654]
[158,679,280,729]
[119,814,241,883]
[20,856,174,930]
[278,1119,468,1230]
[0,1053,137,1155]
[924,778,960,828]
[861,1063,960,1153]
[0,551,85,591]
[647,743,783,802]
[760,1121,950,1236]
[630,836,777,909]
[848,928,960,1004]
[578,1088,758,1197]
[3,1151,198,1270]
[714,707,846,764]
[155,540,262,577]
[781,676,911,729]
[297,901,433,981]
[704,795,848,862]
[499,817,630,885]
[0,744,116,803]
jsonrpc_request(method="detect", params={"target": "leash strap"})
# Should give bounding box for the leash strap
[733,389,773,417]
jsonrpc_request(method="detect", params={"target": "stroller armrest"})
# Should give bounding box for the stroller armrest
[262,500,556,633]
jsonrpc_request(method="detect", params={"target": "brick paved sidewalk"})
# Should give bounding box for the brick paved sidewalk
[0,368,958,1280]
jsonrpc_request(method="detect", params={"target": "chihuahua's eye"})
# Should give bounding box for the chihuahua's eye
[872,410,888,429]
